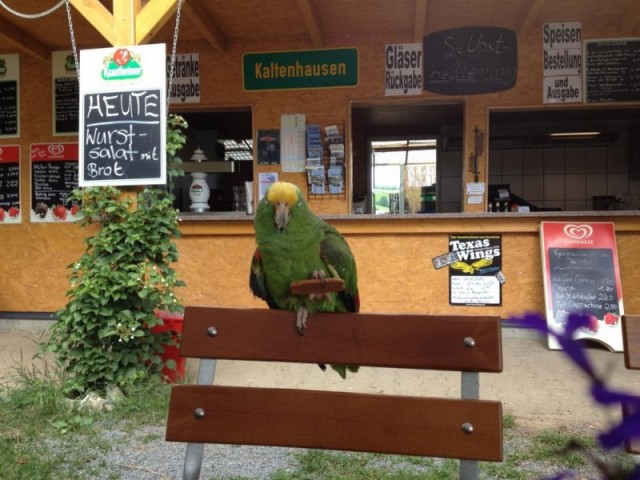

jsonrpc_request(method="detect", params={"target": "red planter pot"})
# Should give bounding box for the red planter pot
[152,311,185,383]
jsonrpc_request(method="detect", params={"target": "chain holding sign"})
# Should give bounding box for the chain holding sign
[78,44,167,187]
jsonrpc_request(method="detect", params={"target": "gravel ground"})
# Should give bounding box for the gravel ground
[60,423,634,480]
[89,427,299,480]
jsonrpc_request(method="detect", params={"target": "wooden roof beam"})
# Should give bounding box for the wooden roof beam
[136,0,180,45]
[517,0,545,40]
[182,0,226,52]
[414,0,428,43]
[70,0,115,45]
[0,15,49,61]
[297,0,323,48]
[114,0,141,45]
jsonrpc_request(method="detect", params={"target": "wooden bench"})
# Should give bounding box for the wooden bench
[622,314,640,454]
[165,307,504,480]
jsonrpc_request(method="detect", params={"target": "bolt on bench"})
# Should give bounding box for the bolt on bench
[165,306,504,480]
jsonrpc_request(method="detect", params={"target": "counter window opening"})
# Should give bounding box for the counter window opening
[171,109,253,213]
[351,102,464,214]
[488,107,640,212]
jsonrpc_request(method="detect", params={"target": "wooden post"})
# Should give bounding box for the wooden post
[69,1,183,209]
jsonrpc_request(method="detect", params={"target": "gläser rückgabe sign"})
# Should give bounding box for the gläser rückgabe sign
[243,48,358,91]
[78,44,166,187]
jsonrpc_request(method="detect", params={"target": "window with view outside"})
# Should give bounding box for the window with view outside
[371,139,437,214]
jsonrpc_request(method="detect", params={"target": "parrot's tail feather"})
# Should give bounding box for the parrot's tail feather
[329,364,359,379]
[330,364,347,379]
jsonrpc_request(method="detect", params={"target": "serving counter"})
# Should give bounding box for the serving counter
[174,211,640,319]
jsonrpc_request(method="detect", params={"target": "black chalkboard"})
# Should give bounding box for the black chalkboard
[31,160,78,209]
[0,161,19,209]
[54,77,79,134]
[547,248,621,319]
[0,80,18,135]
[423,27,517,95]
[585,39,640,102]
[81,89,162,185]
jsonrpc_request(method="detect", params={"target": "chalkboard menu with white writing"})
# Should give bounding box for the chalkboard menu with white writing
[585,39,640,103]
[541,222,624,351]
[547,248,620,319]
[423,27,517,95]
[81,90,162,185]
[54,77,79,134]
[0,81,18,136]
[30,143,79,223]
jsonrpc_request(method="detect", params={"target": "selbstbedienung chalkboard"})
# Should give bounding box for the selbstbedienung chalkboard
[423,26,517,95]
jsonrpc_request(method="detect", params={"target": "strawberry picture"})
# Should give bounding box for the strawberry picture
[604,312,619,325]
[0,207,4,222]
[8,206,19,217]
[585,315,600,333]
[52,205,67,221]
[70,204,79,216]
[112,48,131,67]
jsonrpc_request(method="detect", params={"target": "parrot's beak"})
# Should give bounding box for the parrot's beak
[274,202,290,232]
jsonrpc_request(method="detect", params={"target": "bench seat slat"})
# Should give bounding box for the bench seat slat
[180,307,502,373]
[166,385,504,462]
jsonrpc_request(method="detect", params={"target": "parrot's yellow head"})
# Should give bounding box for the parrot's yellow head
[266,182,300,232]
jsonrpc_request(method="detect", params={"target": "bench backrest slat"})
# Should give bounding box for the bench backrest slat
[166,384,503,461]
[179,306,503,372]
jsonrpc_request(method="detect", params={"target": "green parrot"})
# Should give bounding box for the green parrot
[249,181,360,379]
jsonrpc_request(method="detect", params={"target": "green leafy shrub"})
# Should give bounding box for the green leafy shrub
[44,114,188,396]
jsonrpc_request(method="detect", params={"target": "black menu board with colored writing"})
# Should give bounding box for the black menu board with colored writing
[30,143,79,223]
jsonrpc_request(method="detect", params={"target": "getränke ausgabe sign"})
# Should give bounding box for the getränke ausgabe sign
[78,44,167,187]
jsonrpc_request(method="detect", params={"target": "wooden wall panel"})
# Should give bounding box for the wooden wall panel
[1,21,639,318]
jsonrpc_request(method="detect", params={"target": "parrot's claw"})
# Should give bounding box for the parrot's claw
[296,306,308,335]
[309,270,327,301]
[312,269,326,286]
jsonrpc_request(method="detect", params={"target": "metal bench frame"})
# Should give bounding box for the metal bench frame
[166,307,504,480]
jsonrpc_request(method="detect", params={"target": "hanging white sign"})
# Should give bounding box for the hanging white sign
[78,44,167,187]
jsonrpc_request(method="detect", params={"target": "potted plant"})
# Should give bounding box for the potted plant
[44,114,188,396]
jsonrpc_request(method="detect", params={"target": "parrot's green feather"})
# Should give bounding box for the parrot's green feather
[250,182,360,378]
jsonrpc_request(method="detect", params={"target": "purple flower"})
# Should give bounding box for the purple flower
[509,311,640,466]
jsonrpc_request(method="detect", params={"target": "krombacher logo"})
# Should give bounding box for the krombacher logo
[101,48,142,80]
